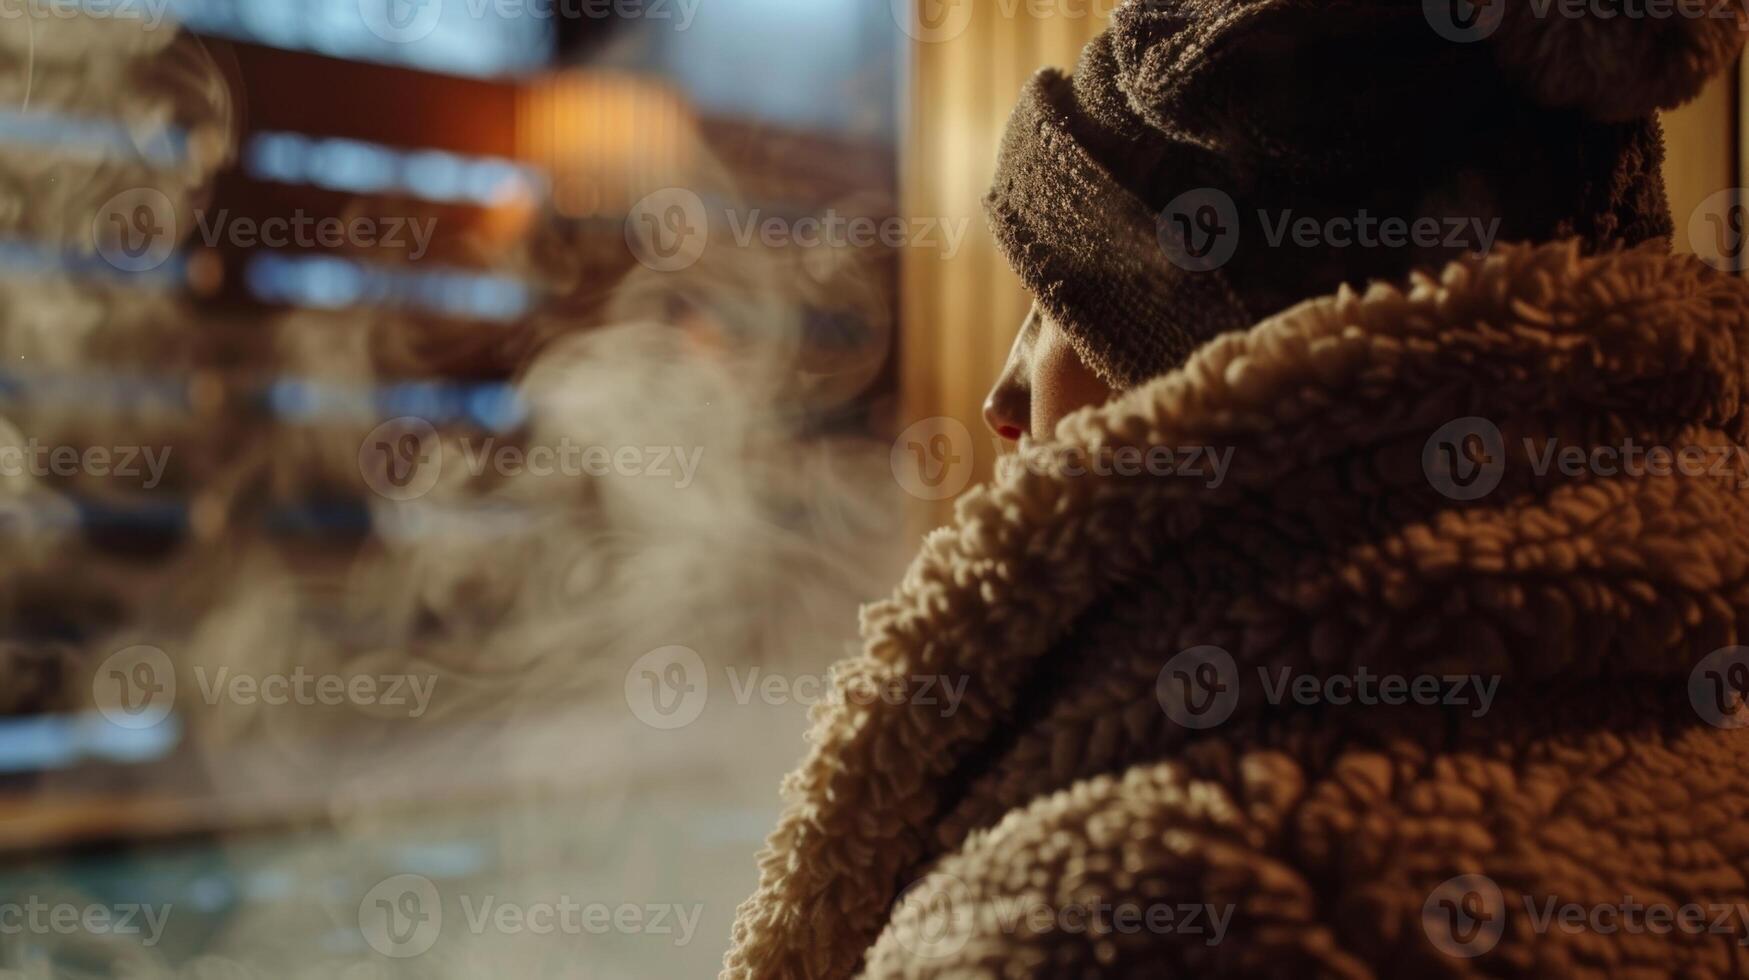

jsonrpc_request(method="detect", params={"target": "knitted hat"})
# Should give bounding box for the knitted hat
[986,0,1748,387]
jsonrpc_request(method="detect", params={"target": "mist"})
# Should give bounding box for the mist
[0,9,912,977]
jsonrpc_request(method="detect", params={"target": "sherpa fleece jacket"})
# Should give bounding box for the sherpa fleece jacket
[723,241,1749,979]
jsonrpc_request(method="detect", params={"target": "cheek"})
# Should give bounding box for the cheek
[1029,328,1113,439]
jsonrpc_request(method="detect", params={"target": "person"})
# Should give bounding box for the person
[724,2,1749,976]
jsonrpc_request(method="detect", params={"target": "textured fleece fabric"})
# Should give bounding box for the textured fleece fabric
[985,0,1748,387]
[724,241,1749,978]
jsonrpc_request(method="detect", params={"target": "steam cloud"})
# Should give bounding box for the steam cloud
[0,11,909,977]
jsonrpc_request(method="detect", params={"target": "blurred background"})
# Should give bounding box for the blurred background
[0,2,1739,977]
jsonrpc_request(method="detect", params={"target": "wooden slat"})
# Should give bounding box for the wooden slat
[899,3,1111,531]
[1663,66,1740,265]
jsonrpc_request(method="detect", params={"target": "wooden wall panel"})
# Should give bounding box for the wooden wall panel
[1662,64,1741,265]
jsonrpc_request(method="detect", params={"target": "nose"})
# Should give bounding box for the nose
[983,354,1029,442]
[983,387,1025,442]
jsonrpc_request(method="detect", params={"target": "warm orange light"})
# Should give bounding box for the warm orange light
[516,71,697,219]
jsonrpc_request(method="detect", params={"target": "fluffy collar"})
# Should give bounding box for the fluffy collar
[722,242,1749,979]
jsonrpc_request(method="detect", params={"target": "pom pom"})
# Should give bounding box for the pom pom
[1493,2,1748,121]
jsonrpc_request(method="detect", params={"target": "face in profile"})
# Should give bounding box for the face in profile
[983,304,1115,443]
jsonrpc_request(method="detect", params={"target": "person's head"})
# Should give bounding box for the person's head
[981,0,1746,443]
